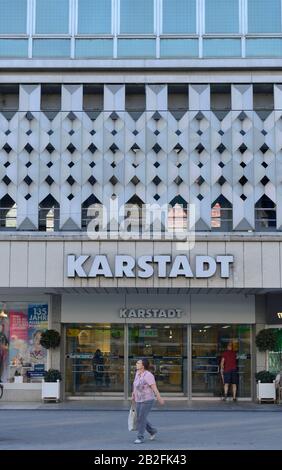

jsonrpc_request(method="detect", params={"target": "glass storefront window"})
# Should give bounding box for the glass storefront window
[65,324,124,395]
[117,39,156,58]
[33,39,70,58]
[128,324,187,395]
[0,0,27,34]
[268,329,282,373]
[0,39,28,58]
[120,0,154,34]
[78,0,112,34]
[203,39,241,58]
[192,325,252,398]
[205,0,239,34]
[160,39,198,58]
[75,39,113,58]
[35,0,69,35]
[248,0,281,33]
[0,303,48,383]
[162,0,196,34]
[246,38,282,57]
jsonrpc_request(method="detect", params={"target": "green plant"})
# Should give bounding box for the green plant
[40,329,61,349]
[14,370,21,377]
[255,329,277,352]
[44,369,62,382]
[255,370,276,383]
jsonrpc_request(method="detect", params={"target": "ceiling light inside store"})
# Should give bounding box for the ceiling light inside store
[222,325,231,329]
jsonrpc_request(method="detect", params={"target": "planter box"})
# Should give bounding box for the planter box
[14,376,23,384]
[42,380,60,402]
[257,381,276,403]
[1,383,42,402]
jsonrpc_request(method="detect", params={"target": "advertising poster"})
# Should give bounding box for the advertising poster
[27,304,48,367]
[9,312,28,368]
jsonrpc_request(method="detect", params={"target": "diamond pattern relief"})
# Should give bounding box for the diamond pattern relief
[0,83,279,231]
[131,176,140,186]
[152,176,162,186]
[217,143,226,154]
[45,176,54,186]
[88,143,97,154]
[3,143,12,154]
[67,143,76,154]
[196,143,205,154]
[24,143,33,154]
[110,175,118,186]
[196,176,205,186]
[2,175,11,185]
[239,144,247,154]
[67,175,76,186]
[88,176,97,186]
[152,143,162,154]
[261,176,270,186]
[24,175,33,186]
[46,143,55,154]
[239,176,248,186]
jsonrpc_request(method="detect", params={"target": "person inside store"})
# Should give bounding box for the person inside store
[131,358,165,444]
[220,341,238,402]
[0,323,9,381]
[92,349,104,387]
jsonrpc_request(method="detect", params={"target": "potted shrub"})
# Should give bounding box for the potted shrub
[255,370,276,403]
[42,368,62,402]
[40,329,61,349]
[255,329,278,370]
[14,370,23,384]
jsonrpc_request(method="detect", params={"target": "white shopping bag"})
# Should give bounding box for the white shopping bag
[128,403,137,431]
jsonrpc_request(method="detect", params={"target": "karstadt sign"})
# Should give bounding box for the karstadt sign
[119,308,183,319]
[67,254,234,279]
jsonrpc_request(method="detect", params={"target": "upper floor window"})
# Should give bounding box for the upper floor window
[211,196,232,232]
[255,195,276,231]
[120,0,154,34]
[168,196,188,234]
[0,195,17,230]
[82,195,102,231]
[248,0,281,33]
[0,0,27,34]
[35,0,69,35]
[162,0,196,34]
[77,0,112,35]
[39,195,60,232]
[205,0,239,34]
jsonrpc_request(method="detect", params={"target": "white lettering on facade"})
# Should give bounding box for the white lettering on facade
[119,308,183,319]
[67,254,234,279]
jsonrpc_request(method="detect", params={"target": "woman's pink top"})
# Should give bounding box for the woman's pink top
[133,370,156,402]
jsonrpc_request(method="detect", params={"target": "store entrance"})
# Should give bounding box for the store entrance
[128,324,187,395]
[65,324,124,396]
[191,324,252,398]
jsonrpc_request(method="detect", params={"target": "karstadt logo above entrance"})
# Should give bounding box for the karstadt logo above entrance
[67,254,234,279]
[119,308,183,319]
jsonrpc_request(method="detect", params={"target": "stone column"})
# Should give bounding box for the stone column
[49,294,62,371]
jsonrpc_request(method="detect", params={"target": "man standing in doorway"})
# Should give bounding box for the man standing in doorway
[220,341,238,402]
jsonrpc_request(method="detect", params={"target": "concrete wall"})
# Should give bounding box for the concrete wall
[0,236,281,289]
[61,293,255,324]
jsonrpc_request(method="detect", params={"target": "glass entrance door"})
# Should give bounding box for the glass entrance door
[128,325,187,395]
[65,324,124,395]
[192,325,252,398]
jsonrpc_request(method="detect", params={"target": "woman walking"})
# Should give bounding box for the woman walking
[132,358,165,444]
